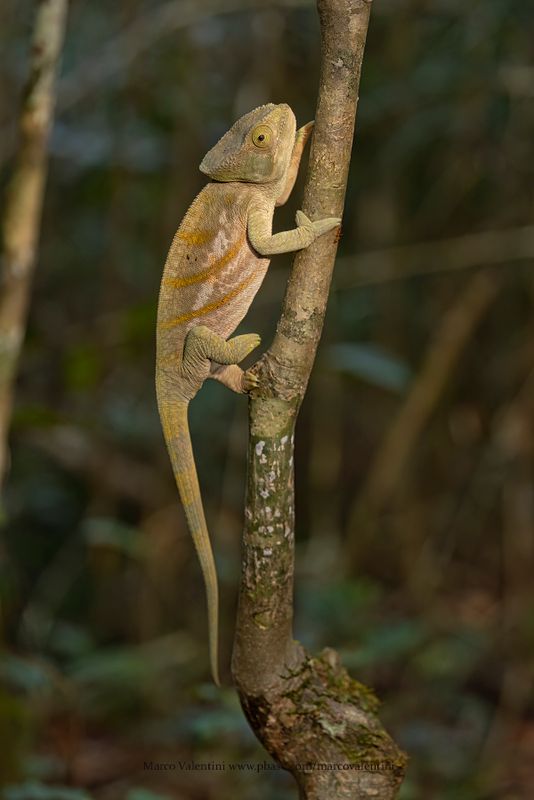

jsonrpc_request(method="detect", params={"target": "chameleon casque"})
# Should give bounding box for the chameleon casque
[156,103,340,685]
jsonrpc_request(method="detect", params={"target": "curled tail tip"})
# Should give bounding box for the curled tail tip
[211,650,221,687]
[211,661,221,687]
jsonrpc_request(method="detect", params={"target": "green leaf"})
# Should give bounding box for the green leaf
[67,634,195,718]
[346,620,427,668]
[11,404,61,430]
[63,343,102,391]
[327,343,411,392]
[120,302,157,345]
[0,690,31,783]
[0,656,53,694]
[47,622,94,660]
[82,517,144,559]
[127,790,173,800]
[414,630,489,680]
[3,783,93,800]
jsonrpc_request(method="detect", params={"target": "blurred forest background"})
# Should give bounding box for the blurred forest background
[1,0,534,798]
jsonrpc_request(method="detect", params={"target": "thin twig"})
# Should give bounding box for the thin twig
[0,0,69,488]
[348,271,500,548]
[0,0,312,166]
[252,225,534,309]
[58,0,312,111]
[335,225,534,288]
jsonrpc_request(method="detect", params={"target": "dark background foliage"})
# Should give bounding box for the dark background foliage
[1,0,533,797]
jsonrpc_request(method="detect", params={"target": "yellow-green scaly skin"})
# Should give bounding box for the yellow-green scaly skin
[156,103,340,685]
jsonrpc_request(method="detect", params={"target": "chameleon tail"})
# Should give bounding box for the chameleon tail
[158,399,220,687]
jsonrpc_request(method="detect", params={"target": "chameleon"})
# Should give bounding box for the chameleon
[156,103,340,685]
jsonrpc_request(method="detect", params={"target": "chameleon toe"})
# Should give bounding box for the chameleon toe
[243,370,260,392]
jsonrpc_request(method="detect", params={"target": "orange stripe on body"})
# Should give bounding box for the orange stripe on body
[158,270,258,330]
[177,230,213,246]
[165,236,245,288]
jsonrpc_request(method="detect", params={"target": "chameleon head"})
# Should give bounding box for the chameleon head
[199,103,297,185]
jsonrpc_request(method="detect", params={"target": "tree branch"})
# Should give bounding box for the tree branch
[232,1,407,797]
[0,0,69,489]
[0,0,312,168]
[335,224,534,288]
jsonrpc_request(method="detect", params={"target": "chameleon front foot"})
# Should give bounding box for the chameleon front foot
[296,210,341,238]
[230,332,261,362]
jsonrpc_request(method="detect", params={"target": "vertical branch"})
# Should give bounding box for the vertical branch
[0,0,69,487]
[232,1,407,797]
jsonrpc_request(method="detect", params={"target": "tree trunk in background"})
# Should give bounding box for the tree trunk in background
[232,1,407,797]
[348,270,500,558]
[0,0,69,489]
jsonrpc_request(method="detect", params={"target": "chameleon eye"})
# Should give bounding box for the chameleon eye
[251,124,273,148]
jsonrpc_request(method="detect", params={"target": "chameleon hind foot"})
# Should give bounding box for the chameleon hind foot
[242,369,260,392]
[209,364,260,394]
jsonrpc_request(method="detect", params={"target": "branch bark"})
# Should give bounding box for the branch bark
[232,1,407,797]
[0,0,69,488]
